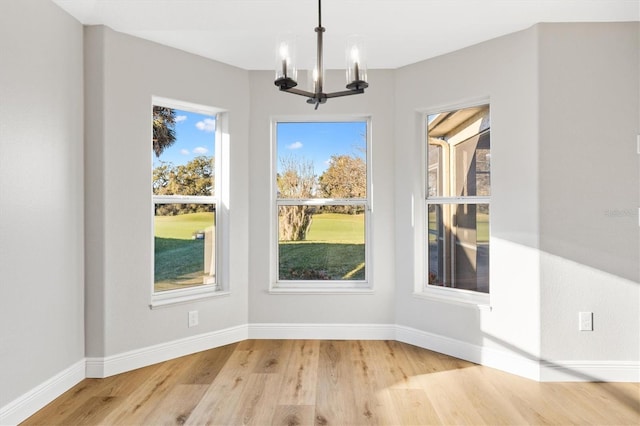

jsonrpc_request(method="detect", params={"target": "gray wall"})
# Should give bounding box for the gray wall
[83,26,250,357]
[247,69,397,324]
[538,22,640,361]
[394,27,542,360]
[0,0,84,406]
[394,22,640,367]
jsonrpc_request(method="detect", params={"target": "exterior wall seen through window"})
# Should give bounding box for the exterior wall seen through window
[426,105,490,294]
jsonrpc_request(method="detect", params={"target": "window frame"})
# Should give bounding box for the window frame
[418,100,491,307]
[270,116,373,293]
[150,97,229,308]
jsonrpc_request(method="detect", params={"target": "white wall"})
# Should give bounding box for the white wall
[0,0,84,406]
[538,23,640,363]
[394,27,542,365]
[247,70,397,325]
[83,26,251,358]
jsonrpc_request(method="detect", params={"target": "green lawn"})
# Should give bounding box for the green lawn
[428,211,489,243]
[279,213,365,281]
[154,212,214,291]
[155,211,215,239]
[305,213,365,243]
[154,212,367,284]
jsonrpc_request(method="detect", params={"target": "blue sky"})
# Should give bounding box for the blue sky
[153,113,367,176]
[153,109,216,167]
[276,121,366,175]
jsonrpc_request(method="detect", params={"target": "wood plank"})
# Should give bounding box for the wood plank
[140,384,208,425]
[20,379,105,425]
[98,356,197,425]
[251,339,294,374]
[387,388,441,425]
[278,340,320,406]
[572,382,640,424]
[224,373,283,425]
[314,340,368,425]
[366,340,424,389]
[454,365,529,425]
[55,396,124,426]
[348,340,382,425]
[271,405,316,426]
[419,367,490,424]
[184,347,261,424]
[478,367,576,425]
[177,343,238,385]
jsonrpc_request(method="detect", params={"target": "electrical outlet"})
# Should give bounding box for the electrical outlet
[188,310,199,328]
[579,312,593,331]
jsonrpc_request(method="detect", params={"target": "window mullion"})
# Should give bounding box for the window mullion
[153,195,216,204]
[277,198,367,206]
[426,196,490,204]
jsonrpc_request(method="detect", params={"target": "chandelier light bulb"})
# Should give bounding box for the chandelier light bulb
[274,36,297,85]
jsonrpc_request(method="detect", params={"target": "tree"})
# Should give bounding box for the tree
[153,156,214,216]
[153,106,177,157]
[277,156,316,241]
[319,154,366,213]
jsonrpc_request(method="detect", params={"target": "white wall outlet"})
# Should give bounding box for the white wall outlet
[188,310,199,327]
[579,311,593,331]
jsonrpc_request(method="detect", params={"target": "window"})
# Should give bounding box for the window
[273,119,371,290]
[152,98,225,304]
[426,104,490,296]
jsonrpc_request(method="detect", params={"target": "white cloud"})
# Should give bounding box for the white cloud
[287,141,303,150]
[180,149,190,155]
[175,115,187,123]
[196,118,216,132]
[193,146,209,154]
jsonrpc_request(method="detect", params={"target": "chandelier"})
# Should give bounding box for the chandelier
[274,0,369,109]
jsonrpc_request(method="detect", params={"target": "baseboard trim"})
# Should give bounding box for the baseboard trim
[86,324,248,378]
[0,359,85,426]
[248,323,396,340]
[395,325,541,380]
[540,360,640,382]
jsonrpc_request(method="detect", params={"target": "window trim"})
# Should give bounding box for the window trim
[270,115,373,292]
[416,100,491,307]
[149,97,228,308]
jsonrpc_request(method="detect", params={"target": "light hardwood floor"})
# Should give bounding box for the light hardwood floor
[23,340,640,425]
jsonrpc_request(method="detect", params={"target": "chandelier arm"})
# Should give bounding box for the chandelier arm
[324,88,365,99]
[280,87,316,98]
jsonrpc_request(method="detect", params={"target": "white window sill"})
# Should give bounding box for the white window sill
[413,287,491,311]
[150,286,229,309]
[269,283,373,295]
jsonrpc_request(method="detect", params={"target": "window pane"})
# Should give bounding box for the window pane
[427,105,490,198]
[453,131,490,197]
[276,122,367,199]
[154,204,215,292]
[153,107,215,197]
[427,143,443,197]
[278,205,365,281]
[428,203,489,293]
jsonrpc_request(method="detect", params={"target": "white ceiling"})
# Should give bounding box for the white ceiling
[52,0,639,70]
